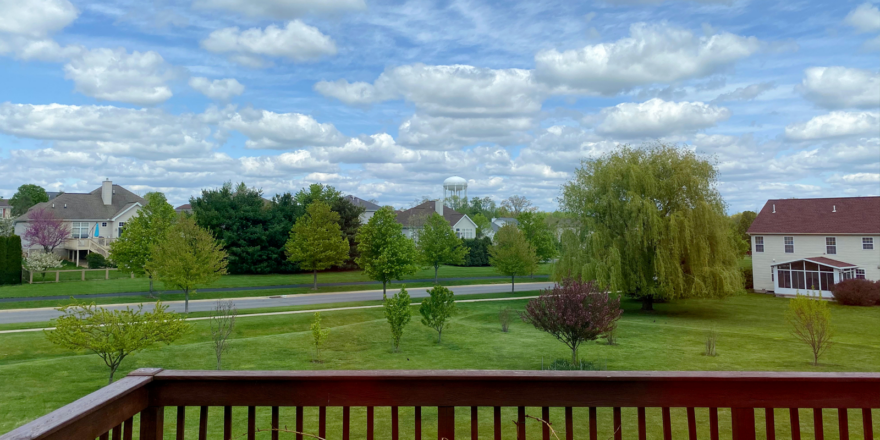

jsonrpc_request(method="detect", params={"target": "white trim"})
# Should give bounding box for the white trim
[111,202,142,221]
[749,232,879,236]
[770,257,858,269]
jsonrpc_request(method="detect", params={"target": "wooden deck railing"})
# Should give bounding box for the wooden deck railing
[1,369,877,440]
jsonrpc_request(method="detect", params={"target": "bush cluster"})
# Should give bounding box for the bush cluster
[831,279,880,306]
[0,235,23,285]
[87,253,112,269]
[458,237,492,266]
[741,266,753,290]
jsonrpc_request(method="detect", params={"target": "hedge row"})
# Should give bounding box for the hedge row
[0,235,23,285]
[458,237,492,267]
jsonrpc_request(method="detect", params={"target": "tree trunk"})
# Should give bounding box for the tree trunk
[216,354,222,370]
[149,276,154,299]
[313,269,318,290]
[434,265,439,284]
[511,275,515,293]
[185,289,189,314]
[108,365,117,384]
[571,346,578,365]
[641,296,654,311]
[383,280,387,297]
[438,329,442,344]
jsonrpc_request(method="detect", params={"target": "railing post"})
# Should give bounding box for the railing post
[139,406,164,440]
[439,406,455,440]
[106,268,110,280]
[55,271,60,282]
[732,408,756,440]
[82,269,85,281]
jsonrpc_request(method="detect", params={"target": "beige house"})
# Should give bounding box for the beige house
[0,199,10,219]
[748,197,880,298]
[345,195,381,224]
[14,180,145,265]
[396,200,477,241]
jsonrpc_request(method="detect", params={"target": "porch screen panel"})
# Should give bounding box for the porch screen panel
[792,270,806,290]
[779,270,791,289]
[820,272,834,291]
[805,271,820,291]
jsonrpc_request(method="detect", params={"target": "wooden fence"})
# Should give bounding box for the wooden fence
[25,268,134,284]
[0,369,877,440]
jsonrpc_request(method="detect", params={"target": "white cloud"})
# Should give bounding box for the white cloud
[712,82,775,102]
[785,111,880,141]
[832,172,880,184]
[595,98,731,137]
[317,133,420,163]
[316,64,545,117]
[0,103,215,159]
[189,77,245,101]
[798,67,880,109]
[397,114,534,149]
[201,21,336,66]
[221,108,347,149]
[0,36,83,61]
[63,48,177,105]
[239,151,336,176]
[193,0,365,19]
[844,3,880,33]
[0,0,78,37]
[533,23,761,95]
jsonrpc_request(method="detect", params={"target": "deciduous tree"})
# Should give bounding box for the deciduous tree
[310,312,329,361]
[489,224,538,293]
[559,144,743,310]
[10,184,48,217]
[23,208,69,253]
[25,251,62,280]
[384,286,412,352]
[730,211,757,254]
[285,201,350,289]
[471,213,491,238]
[521,279,622,364]
[786,293,833,366]
[517,211,557,268]
[419,285,457,343]
[210,300,237,370]
[109,192,176,296]
[356,207,419,296]
[417,213,468,283]
[147,216,228,313]
[501,195,533,216]
[45,301,188,383]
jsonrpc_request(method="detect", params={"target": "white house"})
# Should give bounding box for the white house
[345,195,381,224]
[14,180,145,265]
[396,200,477,241]
[748,197,880,298]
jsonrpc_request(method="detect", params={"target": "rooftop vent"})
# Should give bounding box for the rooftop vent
[772,204,776,214]
[63,204,67,209]
[832,205,837,213]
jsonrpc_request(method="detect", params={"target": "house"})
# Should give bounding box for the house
[396,200,477,240]
[747,197,880,298]
[13,180,146,265]
[344,195,381,224]
[484,217,519,240]
[0,199,10,219]
[175,204,193,215]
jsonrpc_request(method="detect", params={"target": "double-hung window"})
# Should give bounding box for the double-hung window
[754,236,764,253]
[118,222,126,237]
[784,236,794,253]
[856,269,866,280]
[71,222,89,239]
[825,237,836,255]
[864,237,874,250]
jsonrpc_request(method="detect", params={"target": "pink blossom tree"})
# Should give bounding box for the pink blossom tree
[521,278,623,364]
[23,208,70,253]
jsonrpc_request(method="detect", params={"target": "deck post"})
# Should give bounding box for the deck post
[139,406,164,440]
[439,406,455,440]
[106,268,110,280]
[56,271,60,282]
[82,269,86,281]
[732,408,756,440]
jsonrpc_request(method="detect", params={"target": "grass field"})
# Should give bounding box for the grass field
[1,264,551,299]
[1,291,877,438]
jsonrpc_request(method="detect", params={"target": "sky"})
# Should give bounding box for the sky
[0,0,878,213]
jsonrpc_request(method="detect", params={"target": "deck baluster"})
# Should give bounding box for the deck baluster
[838,408,849,440]
[638,407,647,440]
[687,407,698,440]
[223,406,232,440]
[393,406,400,440]
[709,408,719,440]
[814,409,825,440]
[198,406,208,440]
[862,408,874,440]
[248,406,256,440]
[471,407,478,440]
[765,408,776,440]
[517,406,525,440]
[662,407,672,440]
[565,407,573,440]
[297,406,305,440]
[319,406,326,440]
[614,407,622,440]
[176,406,185,440]
[790,409,801,440]
[272,407,279,440]
[543,407,551,440]
[416,406,422,440]
[493,407,501,440]
[342,407,350,440]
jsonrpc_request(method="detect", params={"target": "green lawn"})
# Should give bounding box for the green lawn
[0,264,551,300]
[1,292,877,438]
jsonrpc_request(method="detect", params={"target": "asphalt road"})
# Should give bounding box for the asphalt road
[0,282,555,325]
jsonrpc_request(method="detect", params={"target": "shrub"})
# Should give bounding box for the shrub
[786,293,832,366]
[830,279,880,306]
[499,307,513,332]
[5,235,22,285]
[87,253,109,269]
[705,328,718,356]
[25,251,62,280]
[544,358,606,371]
[458,237,491,266]
[741,266,753,290]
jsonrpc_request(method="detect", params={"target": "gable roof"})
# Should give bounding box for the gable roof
[748,197,880,235]
[0,199,9,207]
[345,195,381,211]
[396,201,466,228]
[16,184,146,222]
[175,203,192,211]
[771,257,858,269]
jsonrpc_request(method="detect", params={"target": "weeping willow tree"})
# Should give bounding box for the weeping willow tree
[557,144,743,310]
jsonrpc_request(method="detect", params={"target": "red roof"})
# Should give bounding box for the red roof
[771,257,858,268]
[175,204,192,210]
[748,197,880,234]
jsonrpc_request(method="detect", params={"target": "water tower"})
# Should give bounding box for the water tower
[443,176,468,209]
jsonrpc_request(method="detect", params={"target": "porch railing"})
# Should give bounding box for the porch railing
[1,369,877,440]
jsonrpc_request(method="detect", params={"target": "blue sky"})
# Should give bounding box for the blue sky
[0,0,878,212]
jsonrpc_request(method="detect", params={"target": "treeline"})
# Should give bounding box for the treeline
[190,182,364,274]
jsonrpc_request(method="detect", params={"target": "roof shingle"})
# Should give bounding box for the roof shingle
[747,197,880,234]
[396,201,465,227]
[16,185,146,221]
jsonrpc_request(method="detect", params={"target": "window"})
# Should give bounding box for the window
[856,269,866,280]
[784,237,794,253]
[864,237,874,250]
[754,236,764,253]
[101,222,107,227]
[71,222,89,239]
[118,222,126,237]
[825,237,836,255]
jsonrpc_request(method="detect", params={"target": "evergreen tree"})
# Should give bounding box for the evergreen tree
[356,207,419,296]
[417,213,468,282]
[558,144,743,310]
[285,201,350,289]
[489,224,538,293]
[109,192,176,296]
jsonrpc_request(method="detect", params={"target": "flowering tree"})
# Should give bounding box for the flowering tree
[521,278,623,363]
[25,251,63,280]
[24,208,70,253]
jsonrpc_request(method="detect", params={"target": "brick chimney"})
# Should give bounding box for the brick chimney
[102,179,113,205]
[434,200,444,216]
